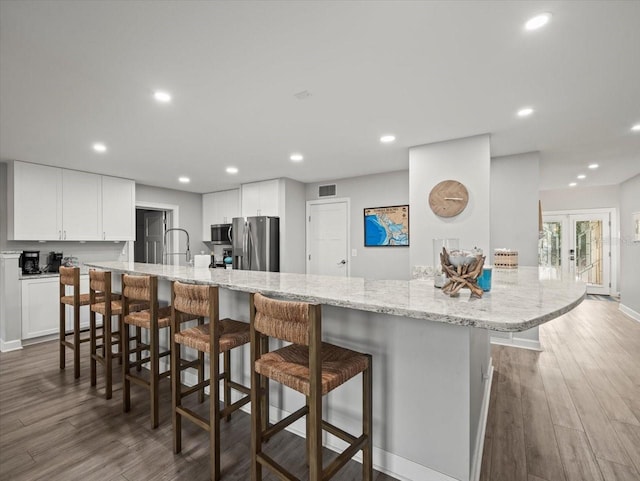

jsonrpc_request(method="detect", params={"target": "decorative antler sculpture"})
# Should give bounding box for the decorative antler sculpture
[439,247,485,298]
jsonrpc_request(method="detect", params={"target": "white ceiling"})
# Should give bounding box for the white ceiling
[1,1,639,194]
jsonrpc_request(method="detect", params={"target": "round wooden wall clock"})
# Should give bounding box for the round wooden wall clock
[428,180,469,217]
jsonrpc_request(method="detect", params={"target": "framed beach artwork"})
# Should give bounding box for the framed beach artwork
[634,212,640,242]
[364,205,409,246]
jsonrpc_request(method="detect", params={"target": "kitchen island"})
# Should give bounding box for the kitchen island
[85,261,585,481]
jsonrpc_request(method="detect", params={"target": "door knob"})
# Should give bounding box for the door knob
[337,259,346,265]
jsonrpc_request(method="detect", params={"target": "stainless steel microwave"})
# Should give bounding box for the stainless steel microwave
[210,223,232,244]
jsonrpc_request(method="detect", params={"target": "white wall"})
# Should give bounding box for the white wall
[619,174,640,316]
[409,134,491,269]
[281,178,306,274]
[490,152,540,266]
[305,170,410,280]
[540,184,620,212]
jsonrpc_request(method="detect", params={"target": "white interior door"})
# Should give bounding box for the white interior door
[540,210,611,295]
[306,199,349,276]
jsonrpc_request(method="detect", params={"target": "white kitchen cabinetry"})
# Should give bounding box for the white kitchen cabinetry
[8,161,62,240]
[21,277,59,339]
[102,176,135,240]
[62,170,102,240]
[7,160,135,241]
[241,179,279,217]
[202,189,240,240]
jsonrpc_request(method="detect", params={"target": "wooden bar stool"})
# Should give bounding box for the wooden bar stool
[249,293,373,481]
[170,281,251,481]
[121,274,169,428]
[59,266,95,378]
[89,270,147,399]
[121,274,202,428]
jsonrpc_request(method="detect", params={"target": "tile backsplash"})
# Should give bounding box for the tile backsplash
[4,240,127,270]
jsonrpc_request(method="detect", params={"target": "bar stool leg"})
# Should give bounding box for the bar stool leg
[308,390,323,481]
[250,363,263,481]
[59,300,65,370]
[104,313,113,400]
[90,310,97,387]
[363,355,373,481]
[122,320,131,413]
[223,351,231,421]
[171,318,182,454]
[135,326,142,372]
[197,316,205,404]
[210,348,221,481]
[73,304,81,379]
[150,318,159,429]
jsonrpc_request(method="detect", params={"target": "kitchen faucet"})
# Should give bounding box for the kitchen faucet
[162,228,191,265]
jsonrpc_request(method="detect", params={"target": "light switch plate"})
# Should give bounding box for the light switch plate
[351,249,357,257]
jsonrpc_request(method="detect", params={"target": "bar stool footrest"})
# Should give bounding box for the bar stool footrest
[262,406,308,442]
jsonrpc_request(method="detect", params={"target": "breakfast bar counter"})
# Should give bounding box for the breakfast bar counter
[85,261,585,481]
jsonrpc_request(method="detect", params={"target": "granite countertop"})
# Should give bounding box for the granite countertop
[84,261,585,332]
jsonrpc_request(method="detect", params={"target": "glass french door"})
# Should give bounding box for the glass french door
[539,211,611,295]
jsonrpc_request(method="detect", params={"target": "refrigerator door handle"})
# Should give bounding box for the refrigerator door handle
[242,221,249,270]
[248,221,261,270]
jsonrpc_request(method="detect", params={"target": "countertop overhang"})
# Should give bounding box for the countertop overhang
[84,261,586,332]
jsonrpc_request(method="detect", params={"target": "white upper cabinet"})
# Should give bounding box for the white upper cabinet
[202,189,240,240]
[241,179,280,217]
[102,176,135,240]
[8,161,63,240]
[7,160,135,241]
[62,170,102,240]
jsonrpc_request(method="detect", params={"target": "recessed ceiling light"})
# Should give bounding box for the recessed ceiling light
[569,182,577,187]
[380,135,396,143]
[178,177,190,183]
[577,174,586,180]
[226,166,238,174]
[525,13,551,31]
[92,142,107,153]
[290,153,304,162]
[588,163,599,169]
[517,107,534,117]
[632,124,640,132]
[153,90,172,103]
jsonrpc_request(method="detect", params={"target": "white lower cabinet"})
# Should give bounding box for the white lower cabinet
[21,275,90,340]
[21,277,60,339]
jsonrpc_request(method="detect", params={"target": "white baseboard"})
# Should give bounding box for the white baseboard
[21,333,58,347]
[470,360,494,481]
[490,336,541,351]
[0,338,23,352]
[619,303,640,323]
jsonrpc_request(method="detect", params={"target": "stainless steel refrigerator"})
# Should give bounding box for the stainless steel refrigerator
[231,216,280,271]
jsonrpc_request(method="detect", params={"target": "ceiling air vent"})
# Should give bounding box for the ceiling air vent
[318,184,336,197]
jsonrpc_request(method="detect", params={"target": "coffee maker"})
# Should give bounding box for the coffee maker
[20,251,41,275]
[46,251,63,273]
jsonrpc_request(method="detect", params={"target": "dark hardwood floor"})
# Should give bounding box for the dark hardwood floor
[0,337,395,480]
[1,299,638,481]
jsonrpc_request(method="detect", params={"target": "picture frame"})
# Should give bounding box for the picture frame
[364,205,409,246]
[633,211,640,242]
